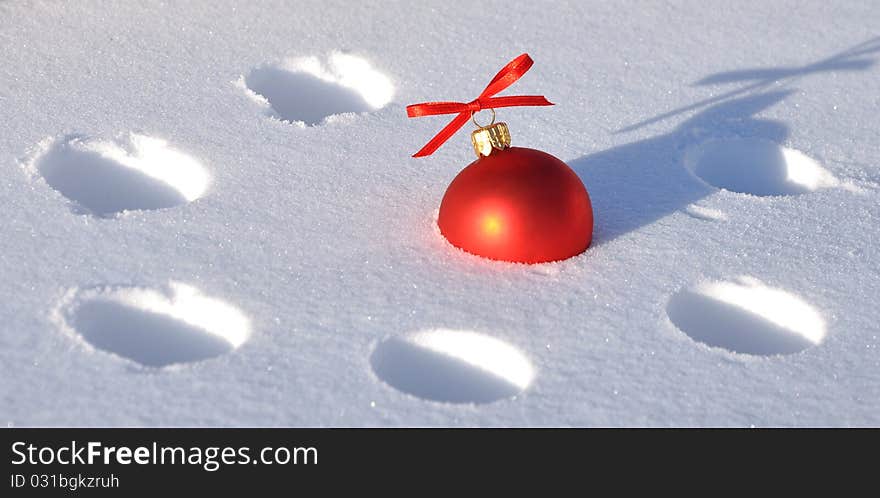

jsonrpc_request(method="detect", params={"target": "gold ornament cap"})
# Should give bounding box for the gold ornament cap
[471,122,511,157]
[470,109,511,157]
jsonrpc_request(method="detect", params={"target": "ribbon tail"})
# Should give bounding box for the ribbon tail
[412,112,471,158]
[480,54,534,98]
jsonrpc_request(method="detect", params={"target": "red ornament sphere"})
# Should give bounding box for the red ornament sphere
[438,146,593,264]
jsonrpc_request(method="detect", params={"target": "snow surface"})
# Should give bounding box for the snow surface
[1,0,878,427]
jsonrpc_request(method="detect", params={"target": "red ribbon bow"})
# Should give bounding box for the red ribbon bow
[406,53,553,157]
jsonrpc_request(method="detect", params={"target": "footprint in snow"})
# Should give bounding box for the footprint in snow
[54,282,251,368]
[667,276,826,356]
[241,52,394,125]
[24,133,209,217]
[684,138,840,196]
[371,329,535,404]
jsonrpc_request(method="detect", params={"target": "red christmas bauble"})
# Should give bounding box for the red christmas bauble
[438,146,593,264]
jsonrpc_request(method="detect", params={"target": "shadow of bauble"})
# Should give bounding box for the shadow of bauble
[568,91,793,245]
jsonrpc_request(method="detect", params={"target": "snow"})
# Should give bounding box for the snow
[1,0,878,427]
